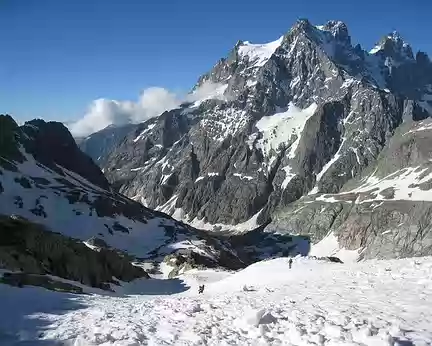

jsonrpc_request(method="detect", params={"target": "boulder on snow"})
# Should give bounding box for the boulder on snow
[242,284,256,292]
[326,256,344,263]
[164,250,218,278]
[85,236,109,249]
[243,308,277,327]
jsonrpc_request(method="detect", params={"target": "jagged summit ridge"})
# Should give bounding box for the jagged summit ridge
[370,31,415,61]
[195,19,427,103]
[80,19,432,263]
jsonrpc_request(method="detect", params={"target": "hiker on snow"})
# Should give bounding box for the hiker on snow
[289,258,293,269]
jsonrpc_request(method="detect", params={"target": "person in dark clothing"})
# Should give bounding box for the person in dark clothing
[198,285,205,294]
[288,258,293,269]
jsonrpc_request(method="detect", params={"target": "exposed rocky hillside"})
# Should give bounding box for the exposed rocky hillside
[0,215,148,293]
[0,115,245,288]
[77,123,138,167]
[268,118,432,260]
[83,19,432,259]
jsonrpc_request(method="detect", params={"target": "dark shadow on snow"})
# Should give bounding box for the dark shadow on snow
[0,284,87,345]
[116,277,189,296]
[0,276,189,345]
[226,223,311,263]
[392,338,414,346]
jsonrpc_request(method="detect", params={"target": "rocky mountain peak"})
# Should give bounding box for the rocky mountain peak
[0,114,20,143]
[288,19,351,48]
[87,19,432,245]
[321,20,350,44]
[195,19,359,98]
[0,115,24,166]
[3,118,111,190]
[234,40,245,48]
[288,19,321,43]
[292,18,313,32]
[23,119,76,146]
[0,114,19,130]
[416,51,431,65]
[371,31,414,61]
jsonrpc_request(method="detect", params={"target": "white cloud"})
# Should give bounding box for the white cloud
[69,87,181,137]
[69,81,228,138]
[185,80,228,103]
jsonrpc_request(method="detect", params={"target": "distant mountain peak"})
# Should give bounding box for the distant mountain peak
[287,19,352,49]
[0,114,19,131]
[321,20,348,35]
[388,30,403,41]
[370,31,414,60]
[287,18,314,38]
[317,20,351,45]
[323,19,347,29]
[294,18,312,29]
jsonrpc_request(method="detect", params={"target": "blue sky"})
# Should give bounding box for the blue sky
[0,0,431,125]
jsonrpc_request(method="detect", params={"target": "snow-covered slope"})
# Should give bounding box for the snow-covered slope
[309,232,363,263]
[237,36,284,68]
[1,256,431,345]
[250,102,318,158]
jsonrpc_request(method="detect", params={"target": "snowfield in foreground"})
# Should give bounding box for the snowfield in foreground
[1,257,432,345]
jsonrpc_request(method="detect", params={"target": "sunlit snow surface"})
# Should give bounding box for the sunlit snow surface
[309,232,363,263]
[238,36,284,68]
[317,164,432,204]
[1,256,431,345]
[251,102,318,158]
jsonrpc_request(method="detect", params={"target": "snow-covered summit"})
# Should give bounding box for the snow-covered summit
[237,36,284,68]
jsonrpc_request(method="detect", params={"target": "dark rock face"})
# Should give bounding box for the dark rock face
[0,114,246,282]
[78,123,138,166]
[22,119,110,190]
[75,19,432,260]
[91,20,430,236]
[0,115,26,168]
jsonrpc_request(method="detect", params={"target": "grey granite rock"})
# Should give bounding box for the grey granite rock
[0,114,246,280]
[76,20,432,260]
[95,20,430,232]
[267,119,432,259]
